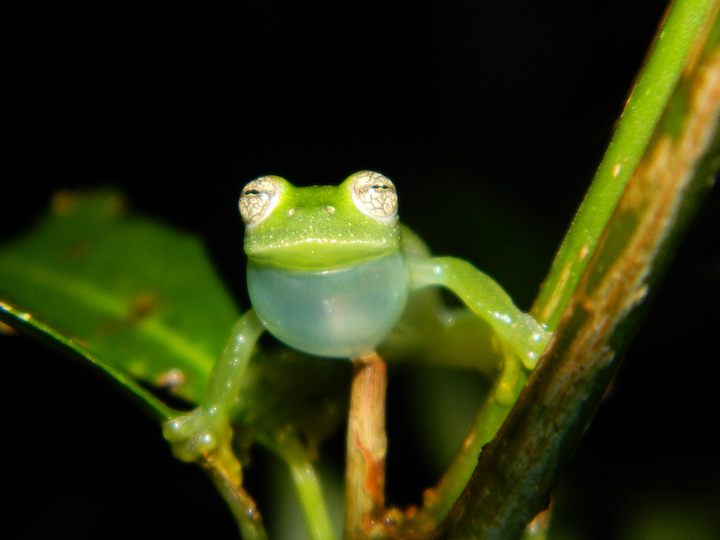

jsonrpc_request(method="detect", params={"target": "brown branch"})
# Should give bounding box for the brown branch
[344,352,388,539]
[433,23,720,540]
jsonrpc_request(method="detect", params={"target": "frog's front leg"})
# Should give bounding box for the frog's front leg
[407,255,550,372]
[163,309,265,482]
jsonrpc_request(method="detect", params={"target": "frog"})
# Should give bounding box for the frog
[162,171,550,482]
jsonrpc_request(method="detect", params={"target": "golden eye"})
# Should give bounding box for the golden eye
[350,171,398,222]
[239,176,282,226]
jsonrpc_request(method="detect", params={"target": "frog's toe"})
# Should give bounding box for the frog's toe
[162,409,226,462]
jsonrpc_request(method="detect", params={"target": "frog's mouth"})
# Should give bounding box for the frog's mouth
[245,240,396,271]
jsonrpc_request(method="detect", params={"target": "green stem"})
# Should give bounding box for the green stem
[434,3,720,537]
[421,374,520,523]
[422,0,717,534]
[259,431,337,540]
[532,0,713,330]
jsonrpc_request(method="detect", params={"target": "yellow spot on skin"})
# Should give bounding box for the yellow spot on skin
[579,245,589,260]
[612,163,622,178]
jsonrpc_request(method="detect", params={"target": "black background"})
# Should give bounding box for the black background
[4,2,719,539]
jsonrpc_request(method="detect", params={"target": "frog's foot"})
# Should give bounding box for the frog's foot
[162,407,232,464]
[492,319,551,404]
[511,313,551,370]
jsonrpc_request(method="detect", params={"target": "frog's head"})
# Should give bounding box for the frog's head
[239,171,401,270]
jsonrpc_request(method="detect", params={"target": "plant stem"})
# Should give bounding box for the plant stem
[260,431,337,540]
[420,372,520,524]
[532,0,714,330]
[201,456,268,540]
[433,7,720,536]
[344,353,387,539]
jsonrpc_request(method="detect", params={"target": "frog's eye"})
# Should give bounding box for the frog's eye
[239,176,282,227]
[350,171,398,222]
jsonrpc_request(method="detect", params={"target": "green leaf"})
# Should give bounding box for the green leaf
[0,189,349,446]
[0,190,239,409]
[0,189,347,539]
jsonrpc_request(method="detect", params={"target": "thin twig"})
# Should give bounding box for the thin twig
[200,455,268,540]
[344,352,388,539]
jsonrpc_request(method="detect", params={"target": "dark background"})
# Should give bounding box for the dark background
[3,2,719,539]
